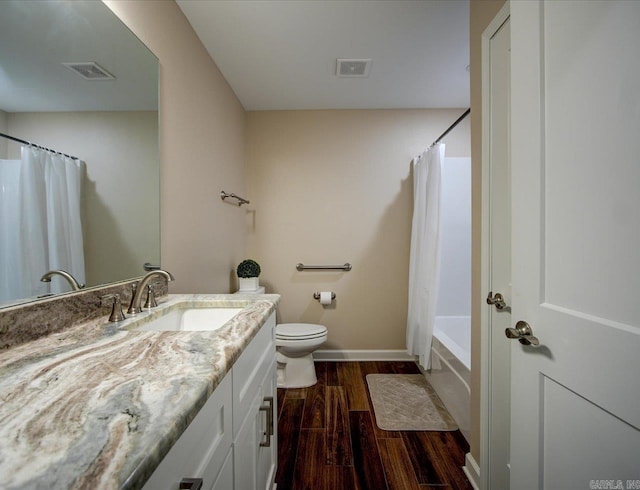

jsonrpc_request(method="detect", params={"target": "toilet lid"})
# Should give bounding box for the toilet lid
[276,323,327,340]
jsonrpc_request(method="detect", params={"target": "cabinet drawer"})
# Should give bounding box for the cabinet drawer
[232,313,276,436]
[143,373,233,490]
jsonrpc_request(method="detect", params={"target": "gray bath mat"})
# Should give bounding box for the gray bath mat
[366,374,458,431]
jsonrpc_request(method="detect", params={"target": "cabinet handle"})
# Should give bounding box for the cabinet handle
[179,478,203,490]
[259,396,274,447]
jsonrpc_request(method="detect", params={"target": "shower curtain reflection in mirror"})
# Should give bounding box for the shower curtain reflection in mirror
[0,146,85,303]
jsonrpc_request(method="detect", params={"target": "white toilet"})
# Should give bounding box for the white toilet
[234,286,327,388]
[275,323,327,388]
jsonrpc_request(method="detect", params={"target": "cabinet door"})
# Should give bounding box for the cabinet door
[232,313,276,437]
[143,373,233,490]
[210,447,233,490]
[257,359,277,490]
[234,386,261,489]
[234,359,277,490]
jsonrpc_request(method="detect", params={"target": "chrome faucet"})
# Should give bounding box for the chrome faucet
[127,269,174,315]
[40,270,85,291]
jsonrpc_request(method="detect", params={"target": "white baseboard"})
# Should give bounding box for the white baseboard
[463,452,480,490]
[312,350,413,361]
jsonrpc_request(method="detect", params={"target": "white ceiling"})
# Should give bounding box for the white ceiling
[176,0,470,111]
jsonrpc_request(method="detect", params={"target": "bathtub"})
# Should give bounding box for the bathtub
[425,316,471,443]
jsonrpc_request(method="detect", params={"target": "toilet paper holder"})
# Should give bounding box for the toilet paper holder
[313,292,336,301]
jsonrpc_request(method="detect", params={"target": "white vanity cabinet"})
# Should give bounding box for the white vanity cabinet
[143,312,277,490]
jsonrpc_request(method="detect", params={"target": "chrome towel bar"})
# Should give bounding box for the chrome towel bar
[220,190,250,206]
[296,263,352,271]
[143,262,160,271]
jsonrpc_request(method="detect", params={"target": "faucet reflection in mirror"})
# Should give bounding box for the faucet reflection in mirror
[40,270,85,292]
[0,146,85,304]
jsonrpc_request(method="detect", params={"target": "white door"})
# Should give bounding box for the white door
[510,1,640,488]
[481,8,511,490]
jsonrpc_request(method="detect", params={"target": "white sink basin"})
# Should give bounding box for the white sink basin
[132,307,244,332]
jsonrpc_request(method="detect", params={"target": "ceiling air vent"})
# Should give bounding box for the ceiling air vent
[336,58,372,78]
[63,62,115,81]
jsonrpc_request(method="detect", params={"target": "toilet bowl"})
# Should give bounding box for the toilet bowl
[276,323,327,388]
[234,288,327,388]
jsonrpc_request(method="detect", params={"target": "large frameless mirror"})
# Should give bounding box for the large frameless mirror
[0,0,160,308]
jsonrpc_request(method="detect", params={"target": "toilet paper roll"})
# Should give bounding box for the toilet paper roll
[320,291,333,305]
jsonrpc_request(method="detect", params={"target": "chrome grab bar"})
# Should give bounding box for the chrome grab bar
[220,190,250,206]
[296,263,352,271]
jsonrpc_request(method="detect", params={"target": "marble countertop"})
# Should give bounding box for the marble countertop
[0,293,279,489]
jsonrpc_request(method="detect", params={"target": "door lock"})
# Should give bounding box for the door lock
[486,291,507,310]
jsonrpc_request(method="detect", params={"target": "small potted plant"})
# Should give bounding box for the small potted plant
[237,259,261,292]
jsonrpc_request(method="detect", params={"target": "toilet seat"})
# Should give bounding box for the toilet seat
[276,332,326,341]
[276,323,327,341]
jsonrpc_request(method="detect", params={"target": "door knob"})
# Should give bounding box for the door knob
[486,291,507,310]
[505,320,539,346]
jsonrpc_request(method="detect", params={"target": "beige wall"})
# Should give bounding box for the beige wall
[247,110,469,350]
[6,111,158,287]
[105,0,247,293]
[469,0,507,463]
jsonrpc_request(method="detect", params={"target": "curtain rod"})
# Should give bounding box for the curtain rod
[431,108,470,147]
[0,132,78,160]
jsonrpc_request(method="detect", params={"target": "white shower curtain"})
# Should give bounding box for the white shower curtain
[0,159,22,303]
[0,146,86,301]
[406,143,443,369]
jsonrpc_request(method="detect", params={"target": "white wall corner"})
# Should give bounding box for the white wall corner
[313,350,413,362]
[463,452,481,490]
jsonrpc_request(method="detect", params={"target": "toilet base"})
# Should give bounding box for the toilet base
[277,353,317,388]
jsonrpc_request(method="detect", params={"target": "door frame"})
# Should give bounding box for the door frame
[480,3,511,489]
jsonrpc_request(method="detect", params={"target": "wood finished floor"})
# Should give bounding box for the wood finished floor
[276,361,472,490]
